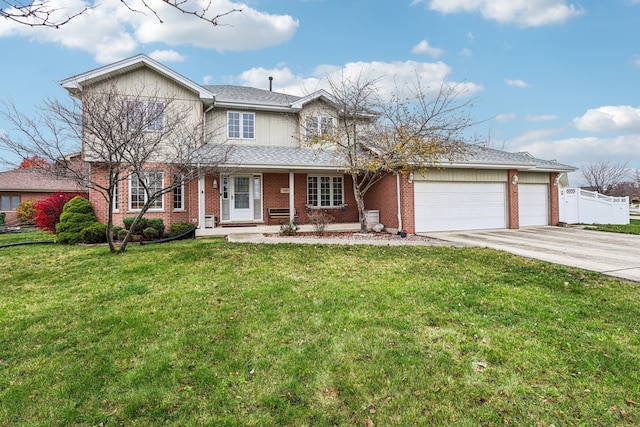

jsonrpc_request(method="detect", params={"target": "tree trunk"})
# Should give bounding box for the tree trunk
[352,172,368,233]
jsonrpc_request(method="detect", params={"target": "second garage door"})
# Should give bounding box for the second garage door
[414,182,507,232]
[518,184,548,227]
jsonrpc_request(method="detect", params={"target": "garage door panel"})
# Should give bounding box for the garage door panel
[414,182,507,232]
[519,184,548,227]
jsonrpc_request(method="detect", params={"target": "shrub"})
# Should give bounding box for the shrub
[117,228,128,241]
[306,210,334,236]
[143,227,159,240]
[55,196,101,244]
[146,218,165,237]
[122,217,164,238]
[112,226,123,240]
[169,221,195,237]
[79,223,108,244]
[16,200,37,225]
[33,192,85,233]
[279,219,299,236]
[122,217,147,233]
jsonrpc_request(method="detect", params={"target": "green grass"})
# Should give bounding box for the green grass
[586,218,640,235]
[1,238,639,426]
[0,229,53,244]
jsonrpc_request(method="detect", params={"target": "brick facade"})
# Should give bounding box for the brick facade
[549,172,560,226]
[507,169,520,229]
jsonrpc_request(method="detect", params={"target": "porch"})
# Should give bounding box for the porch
[196,222,361,238]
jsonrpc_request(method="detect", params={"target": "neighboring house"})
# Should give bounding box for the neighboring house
[60,54,575,235]
[0,168,87,224]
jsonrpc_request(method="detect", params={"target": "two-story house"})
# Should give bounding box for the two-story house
[61,54,575,235]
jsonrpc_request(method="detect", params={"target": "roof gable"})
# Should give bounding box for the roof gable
[60,54,215,102]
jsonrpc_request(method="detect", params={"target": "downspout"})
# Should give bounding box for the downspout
[396,173,403,232]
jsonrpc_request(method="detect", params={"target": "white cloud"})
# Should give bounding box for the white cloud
[515,134,640,168]
[525,114,559,122]
[573,106,640,133]
[459,48,473,57]
[148,50,185,62]
[411,40,445,58]
[495,113,516,122]
[233,60,484,100]
[416,0,584,27]
[505,78,529,88]
[0,0,298,62]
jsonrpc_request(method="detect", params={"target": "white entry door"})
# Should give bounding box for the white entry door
[231,175,253,221]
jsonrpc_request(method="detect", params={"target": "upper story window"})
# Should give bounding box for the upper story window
[304,115,335,137]
[126,100,165,132]
[129,171,164,211]
[227,112,255,139]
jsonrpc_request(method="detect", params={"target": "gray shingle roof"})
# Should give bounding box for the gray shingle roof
[195,143,575,172]
[196,144,341,170]
[0,169,85,192]
[463,146,575,171]
[204,85,302,109]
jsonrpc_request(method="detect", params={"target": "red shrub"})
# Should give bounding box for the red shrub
[33,193,87,233]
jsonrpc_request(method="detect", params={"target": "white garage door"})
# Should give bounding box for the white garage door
[414,182,507,232]
[519,184,548,227]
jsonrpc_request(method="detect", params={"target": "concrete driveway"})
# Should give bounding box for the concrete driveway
[425,226,640,283]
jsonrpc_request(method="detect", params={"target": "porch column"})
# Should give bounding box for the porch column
[289,171,295,221]
[198,169,205,229]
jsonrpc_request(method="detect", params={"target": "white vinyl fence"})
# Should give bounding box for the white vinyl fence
[559,188,629,225]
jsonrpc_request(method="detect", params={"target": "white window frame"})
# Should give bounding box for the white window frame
[307,175,344,208]
[227,111,255,139]
[126,100,165,132]
[112,182,119,212]
[128,172,164,211]
[304,115,335,137]
[173,173,185,211]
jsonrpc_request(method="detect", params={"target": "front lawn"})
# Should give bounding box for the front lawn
[1,239,639,426]
[586,218,640,235]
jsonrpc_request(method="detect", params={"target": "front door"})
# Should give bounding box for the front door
[231,175,253,221]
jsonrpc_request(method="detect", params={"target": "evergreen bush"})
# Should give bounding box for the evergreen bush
[55,196,101,244]
[80,223,108,244]
[168,221,195,237]
[143,227,159,240]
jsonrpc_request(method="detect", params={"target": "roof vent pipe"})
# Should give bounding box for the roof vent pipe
[269,76,273,91]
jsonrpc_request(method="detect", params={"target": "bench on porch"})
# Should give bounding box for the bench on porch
[268,207,298,225]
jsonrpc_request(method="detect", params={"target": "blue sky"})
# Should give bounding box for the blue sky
[1,0,640,183]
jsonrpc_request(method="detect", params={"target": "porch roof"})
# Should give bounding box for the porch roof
[196,144,345,171]
[194,144,575,173]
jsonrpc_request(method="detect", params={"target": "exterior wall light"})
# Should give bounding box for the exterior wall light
[512,175,519,185]
[213,178,218,189]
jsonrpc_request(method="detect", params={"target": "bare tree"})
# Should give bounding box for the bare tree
[2,0,240,28]
[304,74,474,233]
[581,161,629,195]
[0,82,229,253]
